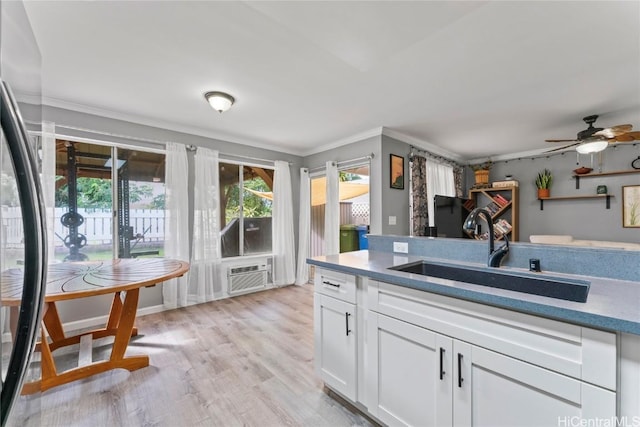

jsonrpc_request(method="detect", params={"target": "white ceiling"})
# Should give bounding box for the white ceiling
[21,1,640,159]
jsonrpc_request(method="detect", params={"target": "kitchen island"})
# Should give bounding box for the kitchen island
[309,235,640,426]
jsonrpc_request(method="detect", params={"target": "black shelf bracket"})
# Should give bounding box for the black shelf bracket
[539,195,611,210]
[575,176,580,190]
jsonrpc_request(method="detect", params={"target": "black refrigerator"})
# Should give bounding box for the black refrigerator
[0,1,47,425]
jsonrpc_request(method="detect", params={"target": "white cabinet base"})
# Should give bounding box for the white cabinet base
[314,294,357,401]
[368,312,452,427]
[454,344,615,427]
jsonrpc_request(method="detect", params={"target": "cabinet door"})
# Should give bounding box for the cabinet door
[453,342,616,427]
[314,294,357,401]
[368,312,453,427]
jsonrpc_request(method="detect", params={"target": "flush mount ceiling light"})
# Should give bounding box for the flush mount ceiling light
[575,139,608,154]
[204,91,235,113]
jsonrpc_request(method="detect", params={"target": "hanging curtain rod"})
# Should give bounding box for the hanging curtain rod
[410,146,461,168]
[28,121,294,166]
[307,153,375,173]
[186,145,294,166]
[31,122,170,146]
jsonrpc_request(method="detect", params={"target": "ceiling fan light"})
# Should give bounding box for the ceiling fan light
[204,91,235,113]
[576,140,608,154]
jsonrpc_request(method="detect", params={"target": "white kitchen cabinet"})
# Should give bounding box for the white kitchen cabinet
[453,341,615,427]
[314,268,619,426]
[368,280,616,390]
[314,268,358,402]
[367,312,452,426]
[314,294,357,401]
[366,280,617,427]
[368,311,615,427]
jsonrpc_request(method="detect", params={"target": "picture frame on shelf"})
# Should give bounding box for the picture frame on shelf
[622,185,640,228]
[390,154,404,189]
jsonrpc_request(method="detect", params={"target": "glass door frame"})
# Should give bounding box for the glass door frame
[49,133,166,261]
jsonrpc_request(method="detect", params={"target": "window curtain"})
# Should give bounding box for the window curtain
[295,168,310,285]
[163,142,191,309]
[426,160,456,227]
[188,147,223,303]
[324,161,339,255]
[453,166,464,198]
[272,161,296,286]
[410,155,428,236]
[41,121,56,263]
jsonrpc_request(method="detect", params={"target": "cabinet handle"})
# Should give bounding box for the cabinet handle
[322,280,340,288]
[458,353,464,388]
[345,312,352,336]
[439,347,445,380]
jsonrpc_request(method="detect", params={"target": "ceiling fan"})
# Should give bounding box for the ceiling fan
[545,115,640,153]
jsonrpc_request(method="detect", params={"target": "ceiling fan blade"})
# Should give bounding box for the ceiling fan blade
[614,134,635,142]
[613,131,640,142]
[545,139,578,143]
[544,142,581,153]
[594,124,633,138]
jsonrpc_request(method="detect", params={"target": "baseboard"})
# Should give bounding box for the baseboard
[61,304,167,335]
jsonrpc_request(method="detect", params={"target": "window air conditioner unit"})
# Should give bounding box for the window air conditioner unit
[227,263,268,295]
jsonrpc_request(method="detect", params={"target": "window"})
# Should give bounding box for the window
[219,162,273,257]
[54,139,166,261]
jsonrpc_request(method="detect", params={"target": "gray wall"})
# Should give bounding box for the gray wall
[381,135,411,235]
[302,134,414,237]
[466,144,640,244]
[22,105,303,323]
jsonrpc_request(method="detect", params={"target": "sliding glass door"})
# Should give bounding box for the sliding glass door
[116,147,166,258]
[309,162,370,258]
[54,139,166,261]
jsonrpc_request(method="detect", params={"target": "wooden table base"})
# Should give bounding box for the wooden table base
[22,289,148,395]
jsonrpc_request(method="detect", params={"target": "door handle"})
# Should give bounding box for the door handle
[0,80,47,425]
[439,347,445,380]
[458,353,464,388]
[345,312,352,336]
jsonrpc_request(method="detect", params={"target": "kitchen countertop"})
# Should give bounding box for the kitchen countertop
[308,250,640,335]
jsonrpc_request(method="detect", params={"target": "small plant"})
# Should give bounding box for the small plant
[535,169,553,189]
[469,160,493,171]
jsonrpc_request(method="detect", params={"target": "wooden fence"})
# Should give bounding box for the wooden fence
[1,206,165,247]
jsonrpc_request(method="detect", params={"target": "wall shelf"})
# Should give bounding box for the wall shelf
[573,169,640,189]
[468,186,519,241]
[538,194,613,210]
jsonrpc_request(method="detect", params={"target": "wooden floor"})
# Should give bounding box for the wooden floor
[8,284,374,427]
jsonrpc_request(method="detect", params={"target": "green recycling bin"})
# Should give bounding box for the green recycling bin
[339,224,359,253]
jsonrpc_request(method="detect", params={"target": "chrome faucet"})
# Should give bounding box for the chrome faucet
[463,207,509,267]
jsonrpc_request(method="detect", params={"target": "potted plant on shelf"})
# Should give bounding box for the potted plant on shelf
[469,160,492,186]
[535,169,553,198]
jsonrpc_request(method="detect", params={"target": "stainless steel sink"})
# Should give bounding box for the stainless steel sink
[388,261,590,302]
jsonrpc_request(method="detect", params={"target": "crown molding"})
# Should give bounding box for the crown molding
[300,127,384,157]
[467,147,564,165]
[381,127,464,162]
[27,95,571,163]
[38,96,307,156]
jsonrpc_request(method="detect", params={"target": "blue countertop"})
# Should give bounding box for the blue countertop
[308,250,640,335]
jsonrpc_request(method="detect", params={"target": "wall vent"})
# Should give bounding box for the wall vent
[228,263,267,295]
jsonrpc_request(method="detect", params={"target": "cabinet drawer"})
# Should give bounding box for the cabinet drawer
[314,268,356,304]
[369,280,617,391]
